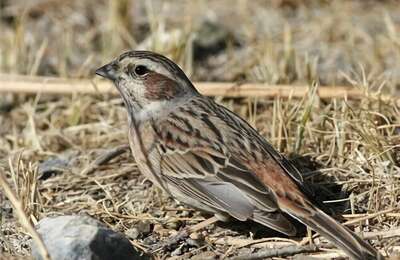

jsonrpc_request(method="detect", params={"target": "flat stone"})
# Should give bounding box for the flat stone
[32,215,148,260]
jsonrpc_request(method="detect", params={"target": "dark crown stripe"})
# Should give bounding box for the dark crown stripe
[119,51,180,75]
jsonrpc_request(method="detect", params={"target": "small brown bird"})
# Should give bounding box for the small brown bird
[96,51,382,260]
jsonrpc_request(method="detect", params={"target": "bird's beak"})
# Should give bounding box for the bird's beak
[95,62,119,81]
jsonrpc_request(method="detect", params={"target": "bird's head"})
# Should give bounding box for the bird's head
[96,51,197,119]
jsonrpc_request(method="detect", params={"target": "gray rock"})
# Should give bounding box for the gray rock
[32,215,148,260]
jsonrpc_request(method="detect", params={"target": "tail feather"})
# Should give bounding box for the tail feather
[294,208,383,260]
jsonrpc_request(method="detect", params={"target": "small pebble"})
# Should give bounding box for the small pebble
[164,217,182,230]
[125,227,140,239]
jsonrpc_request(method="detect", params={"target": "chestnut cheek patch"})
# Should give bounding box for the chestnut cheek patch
[143,72,180,101]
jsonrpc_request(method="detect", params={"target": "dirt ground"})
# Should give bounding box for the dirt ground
[1,0,400,259]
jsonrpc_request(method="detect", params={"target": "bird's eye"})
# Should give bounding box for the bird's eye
[134,65,149,76]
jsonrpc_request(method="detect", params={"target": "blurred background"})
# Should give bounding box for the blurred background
[1,1,400,258]
[1,0,400,88]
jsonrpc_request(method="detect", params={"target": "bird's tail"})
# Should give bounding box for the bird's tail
[294,208,383,260]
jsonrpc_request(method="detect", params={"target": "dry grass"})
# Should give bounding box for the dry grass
[1,0,400,259]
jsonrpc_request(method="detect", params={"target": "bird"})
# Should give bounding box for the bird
[95,50,383,260]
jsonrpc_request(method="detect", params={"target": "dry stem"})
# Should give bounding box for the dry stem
[1,74,398,103]
[0,171,50,260]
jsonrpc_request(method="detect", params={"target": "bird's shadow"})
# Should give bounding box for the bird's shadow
[288,153,350,217]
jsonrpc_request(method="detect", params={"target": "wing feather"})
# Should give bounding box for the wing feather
[152,106,297,236]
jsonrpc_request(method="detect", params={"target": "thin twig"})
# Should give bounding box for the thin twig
[0,171,50,260]
[231,245,316,260]
[151,216,219,253]
[344,208,396,226]
[187,215,219,233]
[80,144,130,175]
[1,74,399,103]
[362,228,400,240]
